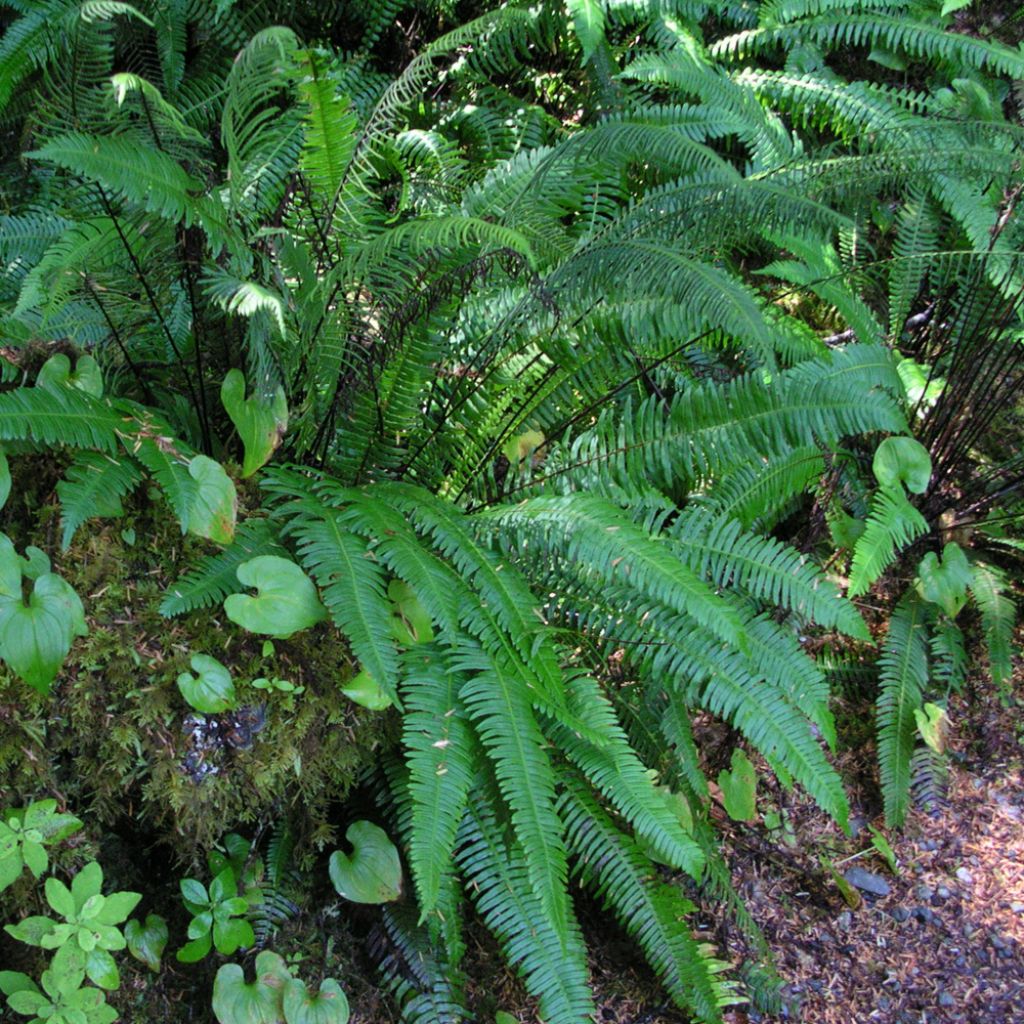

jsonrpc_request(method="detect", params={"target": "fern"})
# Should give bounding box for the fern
[877,591,929,827]
[969,560,1016,689]
[160,519,287,617]
[559,770,739,1024]
[848,486,929,596]
[0,384,125,452]
[56,450,142,549]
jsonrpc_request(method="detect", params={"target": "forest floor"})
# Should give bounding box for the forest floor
[436,653,1024,1024]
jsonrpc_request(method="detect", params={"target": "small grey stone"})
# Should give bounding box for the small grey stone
[913,906,935,924]
[990,933,1009,951]
[848,815,866,837]
[890,907,910,922]
[919,838,939,852]
[837,911,853,930]
[916,884,935,901]
[1010,902,1024,914]
[938,992,955,1008]
[878,996,891,1011]
[845,867,891,897]
[936,886,951,899]
[955,867,973,885]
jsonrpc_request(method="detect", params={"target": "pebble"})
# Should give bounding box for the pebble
[1011,902,1024,914]
[878,996,891,1011]
[912,906,936,924]
[916,884,934,901]
[936,886,951,899]
[837,911,853,931]
[845,867,891,897]
[890,907,910,922]
[955,867,973,885]
[938,992,955,1008]
[990,933,1009,951]
[919,839,939,852]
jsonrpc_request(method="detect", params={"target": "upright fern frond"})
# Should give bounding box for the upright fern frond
[877,591,929,827]
[848,486,929,596]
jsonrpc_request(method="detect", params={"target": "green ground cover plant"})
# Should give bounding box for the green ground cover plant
[0,0,1021,1020]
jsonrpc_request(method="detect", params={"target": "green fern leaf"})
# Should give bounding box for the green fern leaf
[877,591,929,827]
[57,451,142,549]
[969,560,1016,688]
[849,486,929,596]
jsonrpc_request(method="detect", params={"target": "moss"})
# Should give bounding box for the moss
[0,483,396,866]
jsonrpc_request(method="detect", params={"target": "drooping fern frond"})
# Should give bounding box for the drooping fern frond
[968,559,1016,689]
[559,769,739,1024]
[877,591,929,827]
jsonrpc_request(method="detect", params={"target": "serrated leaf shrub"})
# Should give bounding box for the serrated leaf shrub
[0,0,1021,1020]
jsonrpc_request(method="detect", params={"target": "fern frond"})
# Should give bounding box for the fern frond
[285,505,401,706]
[848,486,929,596]
[559,769,738,1024]
[26,133,207,225]
[401,646,476,919]
[57,450,142,549]
[457,790,593,1024]
[0,383,124,451]
[669,509,870,639]
[160,519,287,617]
[877,591,929,827]
[456,649,572,949]
[969,560,1016,688]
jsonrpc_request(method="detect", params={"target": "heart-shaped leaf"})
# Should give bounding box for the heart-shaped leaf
[717,749,758,822]
[36,353,104,397]
[283,977,350,1024]
[0,540,88,694]
[339,669,394,711]
[125,914,168,972]
[914,702,951,754]
[221,370,289,478]
[916,542,971,618]
[185,456,237,545]
[177,654,237,714]
[873,436,932,495]
[328,821,402,904]
[224,556,327,639]
[212,953,290,1024]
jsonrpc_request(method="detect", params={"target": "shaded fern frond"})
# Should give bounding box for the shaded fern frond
[57,450,142,549]
[160,519,287,617]
[559,769,739,1024]
[969,560,1016,688]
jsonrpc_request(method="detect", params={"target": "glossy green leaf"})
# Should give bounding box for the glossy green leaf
[177,654,237,713]
[873,436,932,495]
[916,543,971,618]
[221,369,289,478]
[175,932,213,963]
[224,556,327,638]
[328,821,402,904]
[212,916,254,955]
[0,537,88,694]
[85,948,119,991]
[339,669,394,711]
[282,977,350,1024]
[185,456,237,545]
[124,914,168,972]
[717,748,758,822]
